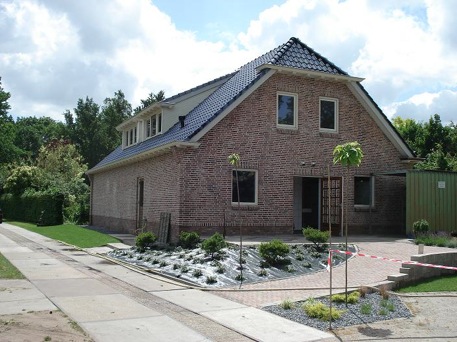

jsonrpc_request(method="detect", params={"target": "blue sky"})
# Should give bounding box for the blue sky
[1,0,457,123]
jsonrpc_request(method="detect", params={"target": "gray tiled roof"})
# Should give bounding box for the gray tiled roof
[90,37,349,172]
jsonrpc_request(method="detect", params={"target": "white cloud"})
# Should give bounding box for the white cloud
[1,0,456,125]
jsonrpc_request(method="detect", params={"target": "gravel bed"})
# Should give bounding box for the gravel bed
[263,292,412,331]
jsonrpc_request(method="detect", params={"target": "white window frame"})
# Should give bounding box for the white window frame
[354,175,375,208]
[319,97,339,133]
[123,125,138,148]
[276,92,298,129]
[145,112,162,139]
[231,169,258,205]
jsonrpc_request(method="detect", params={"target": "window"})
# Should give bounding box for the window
[320,98,338,132]
[124,126,138,147]
[145,113,162,138]
[232,170,258,205]
[277,92,297,128]
[354,176,374,207]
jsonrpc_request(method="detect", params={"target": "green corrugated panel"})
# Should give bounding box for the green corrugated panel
[407,171,457,234]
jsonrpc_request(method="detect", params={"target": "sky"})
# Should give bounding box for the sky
[1,0,457,124]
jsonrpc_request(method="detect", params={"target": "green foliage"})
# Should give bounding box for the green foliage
[258,239,290,264]
[280,299,295,310]
[396,274,457,293]
[179,231,200,249]
[302,298,345,321]
[360,303,372,315]
[205,276,217,284]
[415,234,451,247]
[135,232,157,249]
[412,219,430,236]
[331,291,360,304]
[227,153,240,167]
[303,227,329,250]
[201,233,227,259]
[3,166,42,195]
[1,192,64,225]
[380,299,395,312]
[333,141,364,167]
[133,91,165,114]
[192,269,203,278]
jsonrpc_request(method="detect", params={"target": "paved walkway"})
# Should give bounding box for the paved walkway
[0,223,335,342]
[217,235,450,307]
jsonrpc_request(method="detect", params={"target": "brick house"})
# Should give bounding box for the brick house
[87,37,416,242]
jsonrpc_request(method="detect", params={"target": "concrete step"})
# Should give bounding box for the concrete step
[387,273,409,282]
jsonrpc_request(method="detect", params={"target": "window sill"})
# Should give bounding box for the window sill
[231,204,259,211]
[276,127,299,135]
[319,131,340,139]
[354,206,376,212]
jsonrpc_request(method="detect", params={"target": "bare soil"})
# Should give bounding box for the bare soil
[0,310,93,342]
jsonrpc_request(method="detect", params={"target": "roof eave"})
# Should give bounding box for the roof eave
[257,64,364,83]
[87,141,200,175]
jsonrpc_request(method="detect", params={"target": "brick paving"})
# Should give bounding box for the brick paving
[211,236,451,307]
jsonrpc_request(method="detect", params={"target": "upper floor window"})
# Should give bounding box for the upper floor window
[124,126,137,147]
[354,176,374,208]
[232,169,258,205]
[320,97,338,133]
[146,113,162,138]
[277,92,297,129]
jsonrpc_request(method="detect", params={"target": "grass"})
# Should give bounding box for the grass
[8,221,120,248]
[396,274,457,293]
[0,252,24,279]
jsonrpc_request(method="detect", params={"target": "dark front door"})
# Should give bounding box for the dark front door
[136,178,144,231]
[321,177,342,236]
[302,178,319,229]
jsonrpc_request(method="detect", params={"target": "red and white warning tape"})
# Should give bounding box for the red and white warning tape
[328,249,457,271]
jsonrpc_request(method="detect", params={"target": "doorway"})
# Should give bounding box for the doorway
[136,178,144,231]
[293,177,320,232]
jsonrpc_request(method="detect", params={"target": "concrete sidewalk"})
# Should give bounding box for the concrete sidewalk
[0,223,336,342]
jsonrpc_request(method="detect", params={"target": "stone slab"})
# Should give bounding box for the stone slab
[0,279,46,302]
[153,289,246,313]
[0,251,52,260]
[82,315,211,342]
[32,278,119,298]
[121,274,183,292]
[106,242,132,250]
[52,293,161,322]
[202,307,336,342]
[15,265,88,280]
[0,297,57,315]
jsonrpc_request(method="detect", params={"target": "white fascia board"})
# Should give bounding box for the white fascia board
[86,141,200,175]
[116,104,162,131]
[347,82,415,158]
[257,64,365,83]
[190,69,276,142]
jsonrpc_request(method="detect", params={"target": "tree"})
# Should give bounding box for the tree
[133,90,165,114]
[64,97,103,168]
[99,90,132,155]
[333,141,364,305]
[0,77,12,122]
[14,117,66,160]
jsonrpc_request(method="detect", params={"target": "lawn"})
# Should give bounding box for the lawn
[396,274,457,293]
[0,252,24,279]
[8,221,120,248]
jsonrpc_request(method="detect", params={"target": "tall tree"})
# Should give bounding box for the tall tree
[64,97,102,168]
[14,117,66,160]
[133,90,165,114]
[0,77,23,164]
[99,90,132,155]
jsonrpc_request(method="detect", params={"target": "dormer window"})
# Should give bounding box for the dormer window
[124,126,138,148]
[146,113,162,138]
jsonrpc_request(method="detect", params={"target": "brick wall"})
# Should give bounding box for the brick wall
[91,72,411,241]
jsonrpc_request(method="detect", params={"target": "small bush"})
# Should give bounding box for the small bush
[135,232,157,249]
[302,299,345,321]
[205,276,217,284]
[192,269,203,278]
[360,303,372,315]
[216,265,225,274]
[303,227,329,251]
[303,262,312,268]
[201,233,227,259]
[258,239,289,265]
[181,265,189,273]
[235,274,244,281]
[412,219,429,236]
[331,291,360,304]
[379,285,390,299]
[257,269,268,277]
[159,260,168,268]
[179,231,200,249]
[358,286,369,298]
[381,299,395,312]
[280,299,294,310]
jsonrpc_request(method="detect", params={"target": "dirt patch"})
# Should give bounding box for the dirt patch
[0,310,93,342]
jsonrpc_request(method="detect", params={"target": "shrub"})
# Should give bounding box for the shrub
[303,227,329,251]
[201,233,227,259]
[358,286,369,298]
[257,269,268,277]
[379,285,389,299]
[192,269,203,278]
[331,291,360,304]
[205,276,217,284]
[280,299,294,310]
[360,303,372,315]
[258,239,289,265]
[412,219,429,236]
[302,298,345,321]
[179,231,200,249]
[135,232,157,250]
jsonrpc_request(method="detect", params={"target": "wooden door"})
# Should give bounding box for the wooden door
[321,177,342,236]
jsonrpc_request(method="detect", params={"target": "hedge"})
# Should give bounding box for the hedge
[0,192,64,226]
